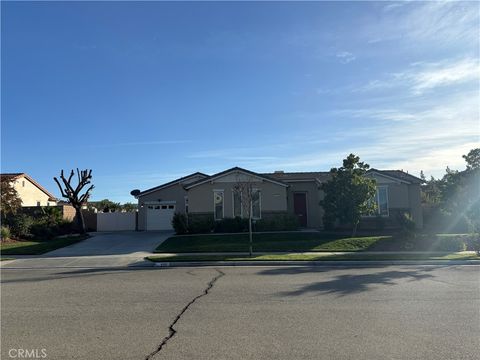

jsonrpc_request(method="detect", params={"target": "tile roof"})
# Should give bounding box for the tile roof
[261,171,331,182]
[0,173,57,200]
[368,169,423,183]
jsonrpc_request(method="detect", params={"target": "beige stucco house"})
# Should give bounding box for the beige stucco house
[134,167,423,231]
[1,173,57,207]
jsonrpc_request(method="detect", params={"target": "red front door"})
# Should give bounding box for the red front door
[293,193,308,227]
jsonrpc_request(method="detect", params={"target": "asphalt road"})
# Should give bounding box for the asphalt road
[1,265,479,360]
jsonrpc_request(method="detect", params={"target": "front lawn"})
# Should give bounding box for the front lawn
[147,252,480,262]
[155,232,391,253]
[0,235,89,255]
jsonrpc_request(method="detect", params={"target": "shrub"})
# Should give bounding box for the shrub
[396,212,416,239]
[432,236,467,252]
[172,213,188,235]
[464,234,480,254]
[255,214,299,232]
[1,226,11,240]
[375,215,386,231]
[56,220,76,236]
[188,216,215,234]
[30,221,57,240]
[214,217,249,233]
[8,213,34,238]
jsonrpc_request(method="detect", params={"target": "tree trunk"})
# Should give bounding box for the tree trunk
[249,202,253,256]
[351,221,358,238]
[74,206,86,234]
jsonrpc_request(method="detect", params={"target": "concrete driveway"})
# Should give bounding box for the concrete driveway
[47,231,171,257]
[1,232,172,269]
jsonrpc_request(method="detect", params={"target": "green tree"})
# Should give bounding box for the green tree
[121,202,137,212]
[320,154,377,236]
[462,148,480,170]
[95,199,121,212]
[0,177,22,220]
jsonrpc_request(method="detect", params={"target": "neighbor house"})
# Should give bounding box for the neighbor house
[1,173,57,207]
[133,167,423,231]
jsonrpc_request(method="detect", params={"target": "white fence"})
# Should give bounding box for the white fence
[97,212,136,231]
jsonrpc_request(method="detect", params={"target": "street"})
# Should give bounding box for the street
[1,265,479,360]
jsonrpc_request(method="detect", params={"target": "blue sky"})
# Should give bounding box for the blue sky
[2,1,479,202]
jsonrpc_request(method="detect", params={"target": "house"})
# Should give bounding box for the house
[133,167,423,231]
[1,173,57,207]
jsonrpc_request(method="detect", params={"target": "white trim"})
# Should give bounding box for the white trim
[185,168,288,189]
[213,190,224,220]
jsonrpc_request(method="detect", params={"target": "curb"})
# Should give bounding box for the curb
[152,260,480,267]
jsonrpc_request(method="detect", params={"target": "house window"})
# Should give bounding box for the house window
[252,190,261,219]
[213,190,224,220]
[36,201,41,207]
[377,186,389,216]
[22,181,25,187]
[184,196,189,213]
[233,191,242,218]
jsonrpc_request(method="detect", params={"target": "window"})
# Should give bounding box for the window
[252,190,261,219]
[233,191,242,218]
[168,205,174,209]
[184,196,189,213]
[36,201,41,207]
[161,205,167,209]
[367,186,389,216]
[213,190,224,220]
[377,186,389,216]
[22,181,25,187]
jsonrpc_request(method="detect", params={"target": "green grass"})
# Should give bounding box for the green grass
[147,252,480,262]
[0,257,15,261]
[155,233,391,253]
[0,235,89,255]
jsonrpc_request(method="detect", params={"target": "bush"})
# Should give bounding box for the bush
[396,212,416,239]
[255,214,299,232]
[172,213,188,235]
[188,216,215,234]
[1,226,11,240]
[432,236,467,252]
[30,222,56,240]
[7,213,34,238]
[214,217,249,233]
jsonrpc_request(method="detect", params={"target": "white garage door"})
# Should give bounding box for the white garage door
[146,204,175,231]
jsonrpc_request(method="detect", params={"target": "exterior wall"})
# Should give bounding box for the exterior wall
[366,174,423,229]
[13,176,56,206]
[286,181,323,228]
[137,183,188,230]
[188,180,287,218]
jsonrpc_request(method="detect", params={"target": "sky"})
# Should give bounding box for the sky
[2,1,479,203]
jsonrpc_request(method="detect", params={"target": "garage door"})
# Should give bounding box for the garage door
[146,204,175,230]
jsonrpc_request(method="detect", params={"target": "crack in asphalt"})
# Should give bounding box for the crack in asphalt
[145,269,225,360]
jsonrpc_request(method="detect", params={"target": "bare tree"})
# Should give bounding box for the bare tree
[54,169,94,233]
[233,177,260,256]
